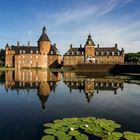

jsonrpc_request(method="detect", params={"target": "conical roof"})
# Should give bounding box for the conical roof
[38,26,51,43]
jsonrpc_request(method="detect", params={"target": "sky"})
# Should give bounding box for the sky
[0,0,140,54]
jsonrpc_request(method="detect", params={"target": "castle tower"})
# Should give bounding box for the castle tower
[38,26,51,54]
[84,34,95,63]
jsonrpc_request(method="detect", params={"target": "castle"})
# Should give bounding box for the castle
[5,27,61,69]
[63,34,125,66]
[5,27,125,69]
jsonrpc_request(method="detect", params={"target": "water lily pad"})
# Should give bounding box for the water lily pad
[68,130,80,136]
[123,131,140,140]
[75,134,88,140]
[56,131,71,140]
[41,135,55,140]
[44,128,56,135]
[103,132,123,140]
[59,127,69,132]
[43,123,53,127]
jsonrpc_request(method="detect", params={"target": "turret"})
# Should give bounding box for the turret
[85,34,95,46]
[38,26,51,54]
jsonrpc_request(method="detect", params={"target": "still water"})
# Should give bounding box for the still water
[0,70,140,140]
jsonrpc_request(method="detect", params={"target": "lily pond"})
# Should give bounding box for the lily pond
[0,70,140,140]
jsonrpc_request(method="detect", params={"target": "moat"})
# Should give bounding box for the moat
[0,70,140,140]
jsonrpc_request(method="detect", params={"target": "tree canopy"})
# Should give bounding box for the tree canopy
[125,52,140,63]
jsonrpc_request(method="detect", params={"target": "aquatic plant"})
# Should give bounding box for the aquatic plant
[41,116,140,140]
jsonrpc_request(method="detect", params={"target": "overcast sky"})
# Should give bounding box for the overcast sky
[0,0,140,54]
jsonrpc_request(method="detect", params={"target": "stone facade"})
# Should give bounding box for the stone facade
[63,34,125,66]
[5,27,61,69]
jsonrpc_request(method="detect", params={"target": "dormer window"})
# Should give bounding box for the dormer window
[96,52,98,55]
[31,50,33,54]
[118,52,120,55]
[107,52,109,55]
[101,52,104,55]
[51,51,53,54]
[112,52,114,55]
[36,50,38,54]
[20,50,22,54]
[23,50,25,54]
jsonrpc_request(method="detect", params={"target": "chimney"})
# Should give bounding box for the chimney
[70,44,72,49]
[115,43,118,48]
[28,41,30,47]
[80,44,82,48]
[17,41,20,48]
[97,44,99,48]
[54,43,56,47]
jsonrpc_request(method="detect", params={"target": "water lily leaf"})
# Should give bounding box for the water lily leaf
[44,128,56,135]
[54,119,64,124]
[103,132,123,140]
[49,123,63,129]
[111,132,123,138]
[123,131,140,140]
[75,134,88,140]
[56,131,71,140]
[41,135,55,140]
[68,130,80,136]
[59,127,69,132]
[43,123,53,127]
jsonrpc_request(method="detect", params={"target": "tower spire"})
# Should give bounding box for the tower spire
[42,26,47,34]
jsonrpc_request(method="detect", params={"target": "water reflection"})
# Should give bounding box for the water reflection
[3,70,124,108]
[5,70,61,109]
[63,72,124,103]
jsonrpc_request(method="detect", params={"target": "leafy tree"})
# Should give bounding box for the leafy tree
[0,49,5,66]
[125,52,140,64]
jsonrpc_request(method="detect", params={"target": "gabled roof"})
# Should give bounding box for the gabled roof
[38,26,51,42]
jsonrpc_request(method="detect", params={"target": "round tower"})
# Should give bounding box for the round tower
[38,26,51,54]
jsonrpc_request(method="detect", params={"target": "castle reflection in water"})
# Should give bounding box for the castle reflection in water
[4,70,124,109]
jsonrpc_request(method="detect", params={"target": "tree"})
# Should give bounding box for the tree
[125,52,140,64]
[0,49,5,66]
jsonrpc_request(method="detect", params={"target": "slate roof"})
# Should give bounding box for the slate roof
[64,47,85,56]
[11,46,39,54]
[10,45,60,55]
[38,26,51,42]
[64,47,122,56]
[48,45,60,55]
[85,34,95,46]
